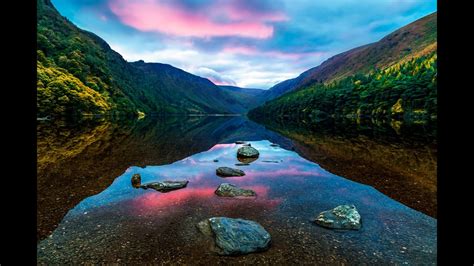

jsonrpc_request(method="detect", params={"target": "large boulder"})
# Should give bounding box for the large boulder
[237,146,259,158]
[215,183,256,197]
[312,204,361,230]
[216,167,245,177]
[140,180,189,192]
[197,217,271,255]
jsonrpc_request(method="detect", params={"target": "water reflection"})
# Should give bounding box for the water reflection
[37,116,291,241]
[37,114,437,252]
[37,140,436,264]
[251,117,437,217]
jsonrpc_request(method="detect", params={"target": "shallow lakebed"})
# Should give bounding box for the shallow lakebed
[37,139,436,264]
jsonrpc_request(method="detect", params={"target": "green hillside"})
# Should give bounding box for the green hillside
[249,52,436,122]
[250,12,437,122]
[37,0,246,117]
[257,12,437,103]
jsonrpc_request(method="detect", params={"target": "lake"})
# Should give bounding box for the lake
[37,115,436,264]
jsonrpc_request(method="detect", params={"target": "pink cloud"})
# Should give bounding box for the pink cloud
[207,77,235,86]
[222,46,258,55]
[211,1,287,22]
[109,0,287,39]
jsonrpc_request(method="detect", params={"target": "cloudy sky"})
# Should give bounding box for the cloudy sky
[52,0,436,89]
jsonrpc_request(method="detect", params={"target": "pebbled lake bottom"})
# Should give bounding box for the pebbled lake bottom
[37,140,436,264]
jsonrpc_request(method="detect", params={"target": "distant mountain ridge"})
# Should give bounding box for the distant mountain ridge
[37,0,251,117]
[257,12,437,103]
[218,86,265,111]
[130,61,249,114]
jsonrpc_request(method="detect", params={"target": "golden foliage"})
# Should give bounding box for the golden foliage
[37,61,111,116]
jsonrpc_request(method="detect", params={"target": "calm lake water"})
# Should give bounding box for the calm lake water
[37,116,436,264]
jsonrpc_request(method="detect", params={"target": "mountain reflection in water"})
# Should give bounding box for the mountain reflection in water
[37,115,436,247]
[251,117,437,218]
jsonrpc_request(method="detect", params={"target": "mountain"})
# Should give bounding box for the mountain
[257,12,437,103]
[130,61,249,114]
[37,0,246,117]
[249,12,437,122]
[217,86,265,111]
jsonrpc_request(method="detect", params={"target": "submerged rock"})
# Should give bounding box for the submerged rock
[215,183,256,197]
[242,143,251,147]
[235,163,250,166]
[235,141,247,144]
[237,156,258,164]
[216,167,245,177]
[196,219,213,236]
[197,217,271,255]
[237,146,259,158]
[140,180,189,192]
[213,159,219,162]
[312,204,361,230]
[131,173,141,188]
[270,143,280,147]
[261,160,282,163]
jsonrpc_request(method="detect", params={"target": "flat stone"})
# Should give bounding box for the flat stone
[216,167,245,177]
[215,183,256,197]
[312,204,361,230]
[197,217,271,255]
[140,180,189,192]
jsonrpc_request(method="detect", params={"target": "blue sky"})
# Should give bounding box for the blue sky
[52,0,436,89]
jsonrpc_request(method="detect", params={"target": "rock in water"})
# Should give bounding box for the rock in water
[216,167,245,177]
[312,204,361,230]
[141,180,188,192]
[197,217,271,255]
[131,173,141,188]
[242,143,251,147]
[270,143,279,147]
[235,163,250,166]
[215,183,256,197]
[235,141,247,144]
[196,220,213,237]
[237,146,259,158]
